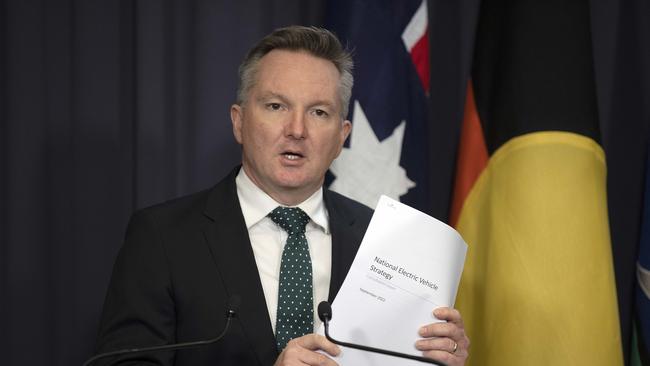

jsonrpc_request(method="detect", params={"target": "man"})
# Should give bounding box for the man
[95,26,469,366]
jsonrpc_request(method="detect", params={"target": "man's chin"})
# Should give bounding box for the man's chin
[274,175,322,193]
[276,179,311,191]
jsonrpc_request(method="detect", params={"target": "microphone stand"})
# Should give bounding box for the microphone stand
[82,299,239,366]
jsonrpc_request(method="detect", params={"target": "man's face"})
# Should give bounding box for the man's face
[231,49,352,205]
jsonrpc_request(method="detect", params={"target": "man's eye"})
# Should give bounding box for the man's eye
[313,109,329,117]
[266,103,282,111]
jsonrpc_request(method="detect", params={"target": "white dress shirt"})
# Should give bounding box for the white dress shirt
[235,168,332,334]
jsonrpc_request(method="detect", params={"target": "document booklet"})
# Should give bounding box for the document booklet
[320,195,467,365]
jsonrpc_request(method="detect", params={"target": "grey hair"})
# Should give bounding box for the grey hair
[236,26,354,119]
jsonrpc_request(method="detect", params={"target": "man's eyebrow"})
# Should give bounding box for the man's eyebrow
[256,91,288,103]
[309,100,336,108]
[255,92,338,110]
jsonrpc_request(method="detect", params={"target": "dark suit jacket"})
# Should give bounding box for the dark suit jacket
[95,167,373,365]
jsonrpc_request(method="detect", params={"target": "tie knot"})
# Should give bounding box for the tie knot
[269,206,310,235]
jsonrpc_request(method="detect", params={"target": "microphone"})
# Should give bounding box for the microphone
[82,295,241,366]
[318,301,446,365]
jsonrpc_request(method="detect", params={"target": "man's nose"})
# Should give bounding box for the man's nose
[285,110,306,139]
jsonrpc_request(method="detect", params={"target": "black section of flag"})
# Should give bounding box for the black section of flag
[471,0,600,154]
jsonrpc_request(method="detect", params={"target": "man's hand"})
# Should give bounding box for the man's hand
[415,307,470,366]
[274,334,341,366]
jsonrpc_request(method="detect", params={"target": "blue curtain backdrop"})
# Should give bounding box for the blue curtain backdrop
[1,1,326,364]
[1,0,648,365]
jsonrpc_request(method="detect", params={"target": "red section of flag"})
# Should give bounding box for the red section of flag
[409,29,430,92]
[449,81,489,227]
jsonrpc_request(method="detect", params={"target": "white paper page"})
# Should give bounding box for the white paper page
[320,195,467,365]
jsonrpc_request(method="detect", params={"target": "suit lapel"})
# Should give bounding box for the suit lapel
[324,191,364,302]
[200,172,366,363]
[202,168,277,365]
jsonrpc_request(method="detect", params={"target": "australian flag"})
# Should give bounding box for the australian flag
[326,0,432,213]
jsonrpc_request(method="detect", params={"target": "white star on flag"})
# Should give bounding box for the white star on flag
[329,101,416,209]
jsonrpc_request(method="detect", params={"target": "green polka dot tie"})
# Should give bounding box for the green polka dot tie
[269,206,313,352]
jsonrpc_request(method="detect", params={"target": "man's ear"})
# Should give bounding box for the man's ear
[231,104,244,144]
[335,119,352,157]
[341,119,352,144]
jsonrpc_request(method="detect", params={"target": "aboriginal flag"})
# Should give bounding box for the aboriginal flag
[451,0,624,365]
[632,145,650,366]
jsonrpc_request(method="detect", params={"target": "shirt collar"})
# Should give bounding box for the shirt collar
[235,167,330,234]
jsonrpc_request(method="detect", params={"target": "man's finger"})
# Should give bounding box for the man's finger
[291,334,341,357]
[418,321,462,339]
[415,337,457,353]
[420,349,468,366]
[299,349,340,366]
[277,335,341,366]
[433,307,463,326]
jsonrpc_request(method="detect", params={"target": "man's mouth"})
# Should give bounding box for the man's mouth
[282,151,304,160]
